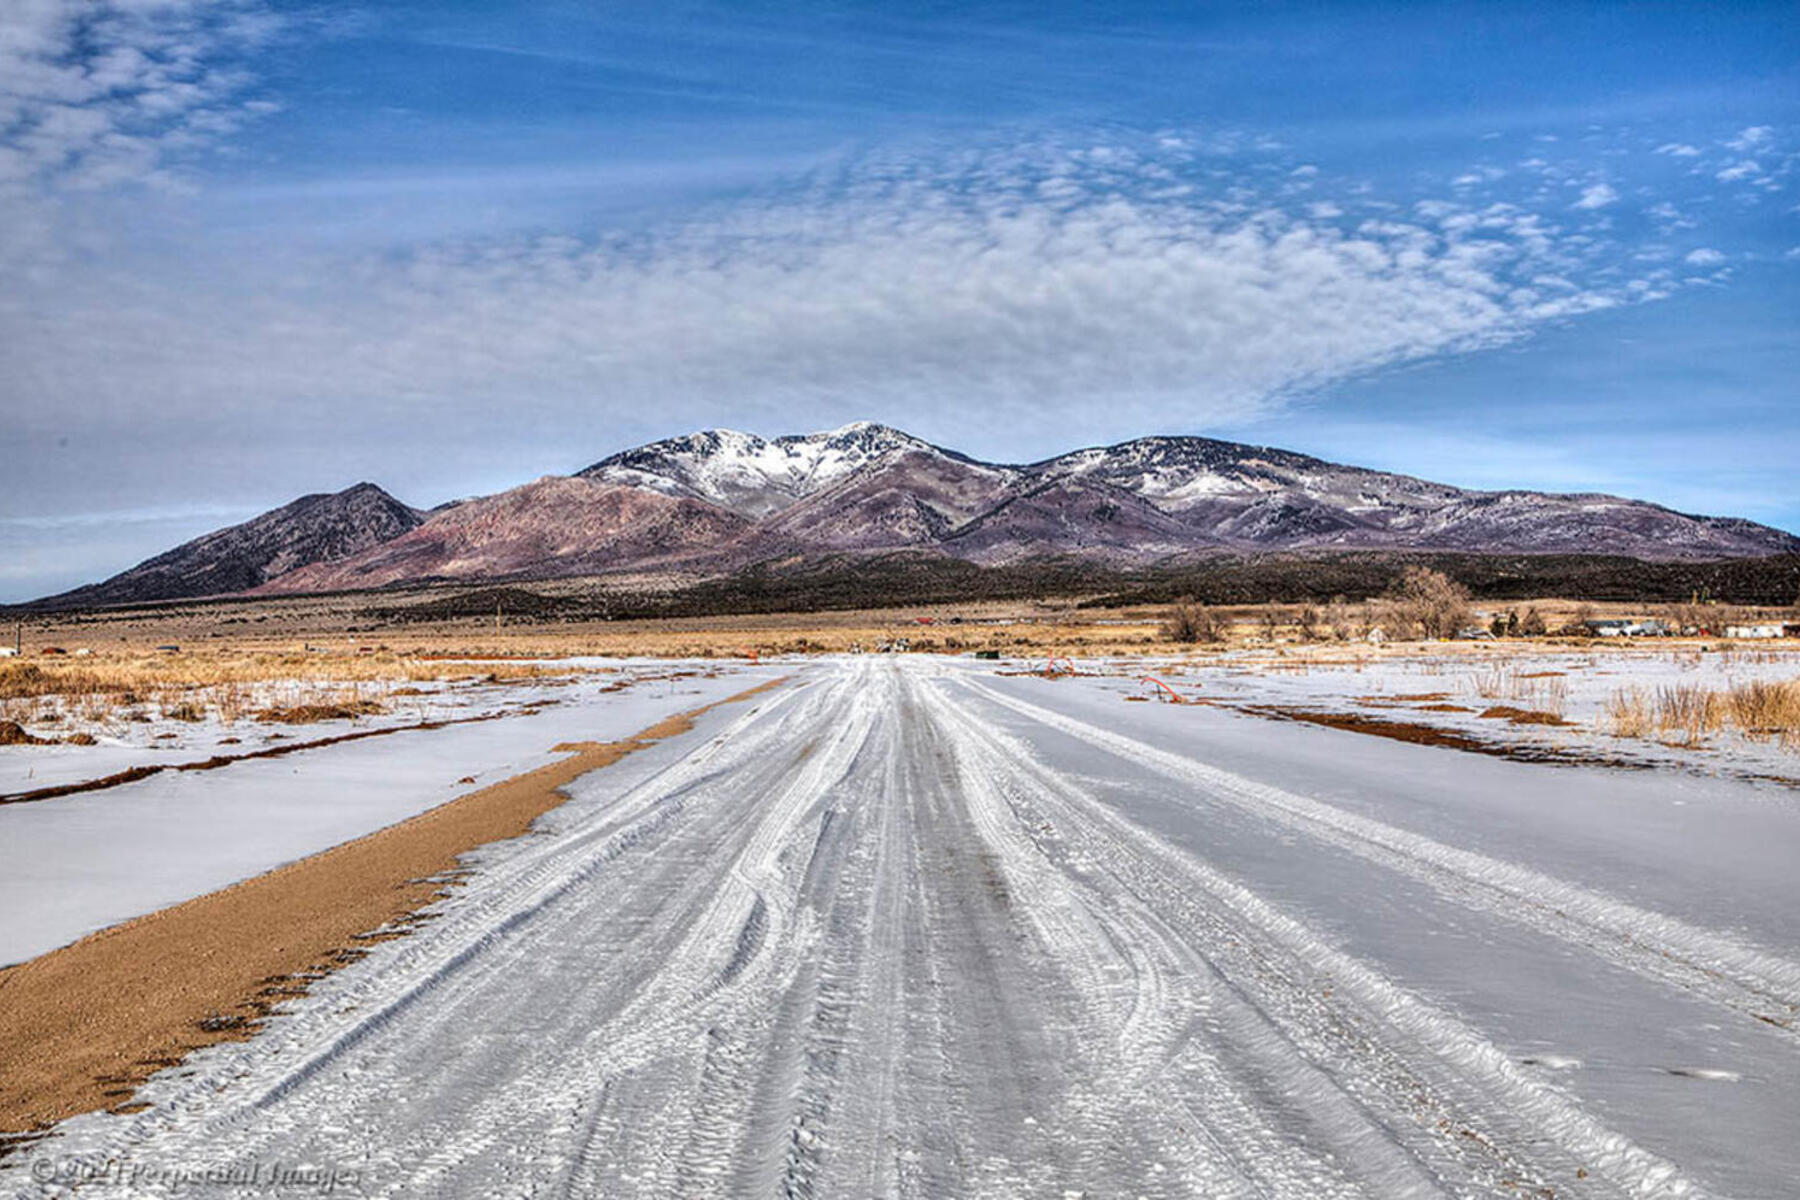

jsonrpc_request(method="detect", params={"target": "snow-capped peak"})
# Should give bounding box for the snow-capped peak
[578,423,942,518]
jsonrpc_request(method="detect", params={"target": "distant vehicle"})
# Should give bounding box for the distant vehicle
[1723,624,1784,639]
[155,644,180,653]
[1584,618,1670,638]
[974,650,1000,660]
[41,646,67,656]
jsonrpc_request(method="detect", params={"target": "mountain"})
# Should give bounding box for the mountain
[39,483,424,608]
[1032,436,1793,560]
[257,476,751,594]
[577,422,957,518]
[35,425,1800,607]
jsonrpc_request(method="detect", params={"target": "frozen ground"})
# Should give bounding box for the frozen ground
[0,662,781,965]
[1105,645,1800,782]
[0,660,731,796]
[6,655,1798,1198]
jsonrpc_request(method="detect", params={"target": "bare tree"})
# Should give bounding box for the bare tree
[1382,567,1471,640]
[1326,595,1355,641]
[1258,605,1285,642]
[1161,599,1224,644]
[1297,605,1324,641]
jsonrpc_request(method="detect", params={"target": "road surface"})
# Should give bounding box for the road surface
[13,657,1800,1198]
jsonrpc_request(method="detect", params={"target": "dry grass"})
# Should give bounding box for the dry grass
[1603,679,1800,751]
[1470,665,1569,719]
[0,653,561,700]
[255,700,387,725]
[0,652,579,734]
[1723,680,1800,751]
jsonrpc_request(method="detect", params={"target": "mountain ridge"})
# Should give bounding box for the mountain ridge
[38,483,426,609]
[35,425,1800,607]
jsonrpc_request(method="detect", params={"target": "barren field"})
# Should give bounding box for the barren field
[2,610,1798,1198]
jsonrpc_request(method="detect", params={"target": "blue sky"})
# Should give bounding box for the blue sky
[2,0,1796,600]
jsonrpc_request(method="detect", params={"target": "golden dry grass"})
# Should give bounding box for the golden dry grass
[0,652,592,733]
[1602,679,1800,751]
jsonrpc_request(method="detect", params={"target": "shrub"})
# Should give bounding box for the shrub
[1161,599,1225,644]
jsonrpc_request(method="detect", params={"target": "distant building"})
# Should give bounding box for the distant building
[1723,624,1784,639]
[0,647,16,658]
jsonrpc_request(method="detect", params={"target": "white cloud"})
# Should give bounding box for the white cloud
[1644,201,1695,230]
[1654,143,1701,157]
[1726,126,1774,153]
[1572,183,1618,210]
[1683,247,1726,267]
[1716,160,1762,182]
[0,1,278,194]
[1452,166,1506,187]
[3,142,1641,459]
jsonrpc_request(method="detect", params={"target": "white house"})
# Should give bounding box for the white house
[1723,623,1784,639]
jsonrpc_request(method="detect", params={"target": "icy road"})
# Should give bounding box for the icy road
[14,657,1800,1198]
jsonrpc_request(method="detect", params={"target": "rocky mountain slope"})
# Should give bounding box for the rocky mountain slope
[40,483,424,608]
[36,425,1800,606]
[258,477,752,595]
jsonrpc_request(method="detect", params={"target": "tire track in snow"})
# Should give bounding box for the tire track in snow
[930,673,1710,1199]
[964,676,1800,1039]
[3,659,1761,1199]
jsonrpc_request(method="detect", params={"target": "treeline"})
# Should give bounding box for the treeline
[361,551,1800,626]
[1082,552,1800,609]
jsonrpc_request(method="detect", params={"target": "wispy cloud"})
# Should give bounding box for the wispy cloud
[1725,125,1774,153]
[0,0,280,192]
[5,137,1662,457]
[1572,182,1618,209]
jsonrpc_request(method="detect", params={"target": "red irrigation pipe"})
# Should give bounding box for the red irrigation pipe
[1138,675,1183,703]
[1043,655,1078,677]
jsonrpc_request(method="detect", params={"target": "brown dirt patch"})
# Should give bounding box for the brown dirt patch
[1478,705,1575,727]
[1238,705,1636,771]
[255,700,385,724]
[1417,703,1474,713]
[0,722,51,747]
[1247,706,1504,754]
[1373,692,1454,703]
[0,675,788,1140]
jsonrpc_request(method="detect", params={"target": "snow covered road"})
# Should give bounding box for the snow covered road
[11,656,1799,1198]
